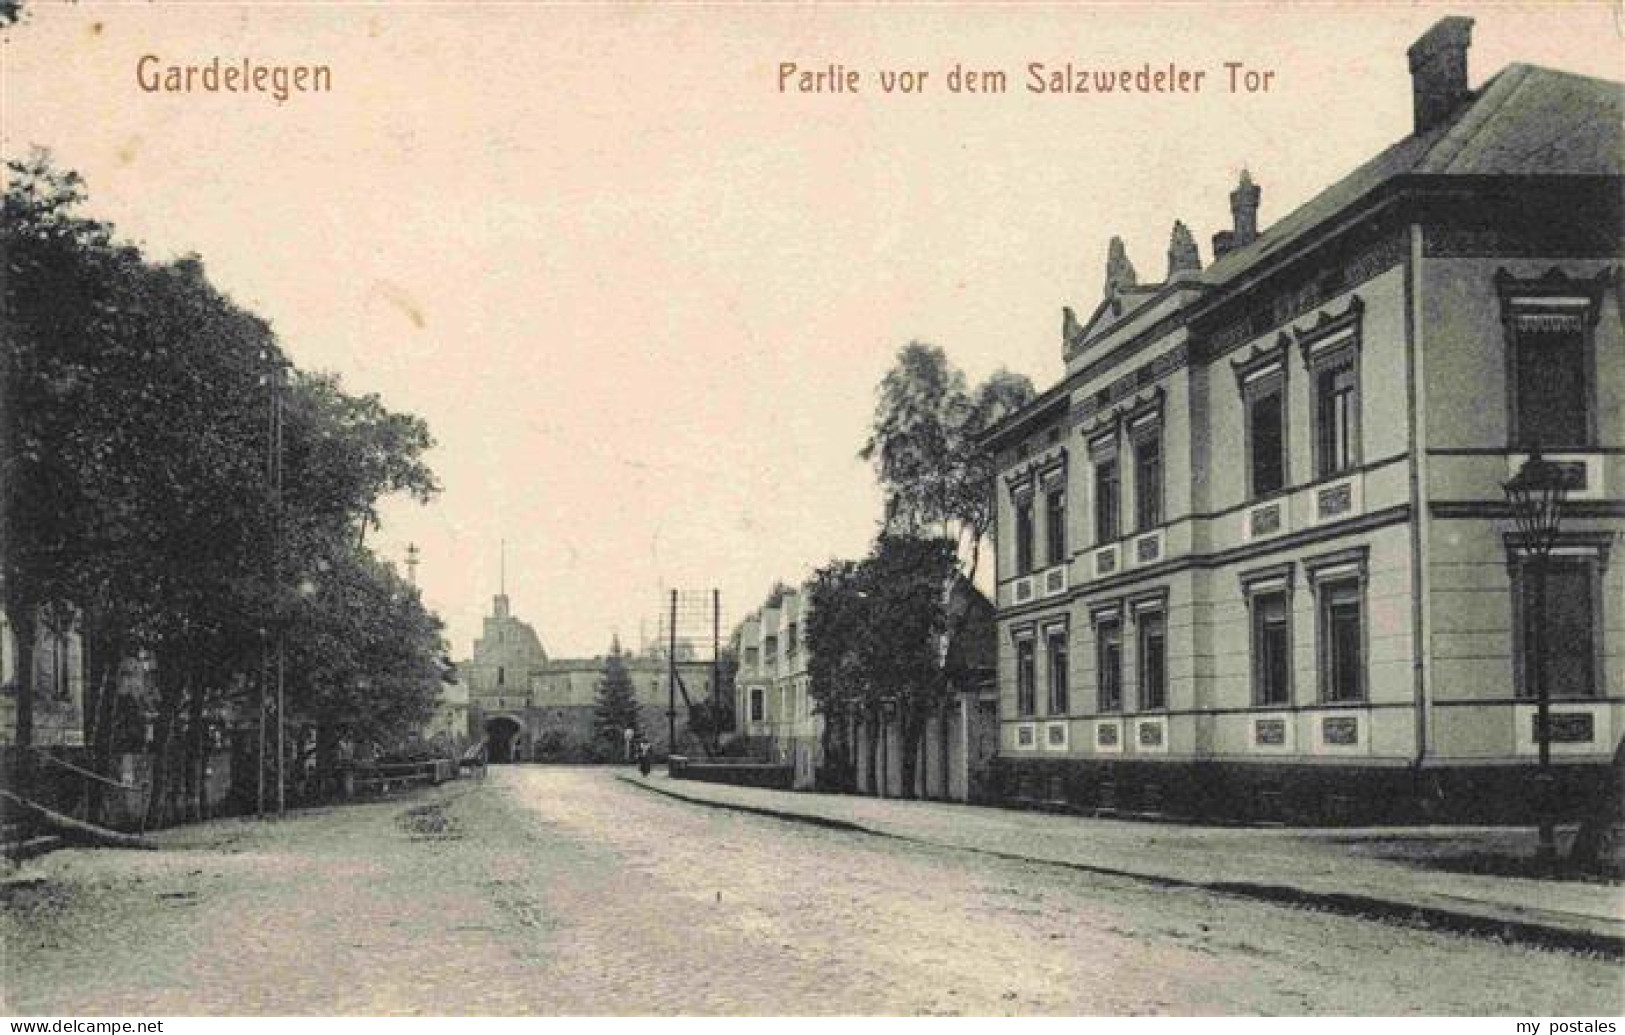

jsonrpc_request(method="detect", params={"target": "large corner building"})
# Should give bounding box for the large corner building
[985,18,1622,823]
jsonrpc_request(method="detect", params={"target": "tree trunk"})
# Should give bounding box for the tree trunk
[1569,735,1625,869]
[316,723,341,801]
[10,603,37,767]
[82,629,122,824]
[93,670,121,826]
[144,652,183,830]
[940,697,953,801]
[867,706,882,798]
[193,681,214,821]
[898,708,924,800]
[184,676,206,822]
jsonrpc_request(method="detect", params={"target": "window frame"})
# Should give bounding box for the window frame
[1240,562,1295,708]
[1135,606,1168,711]
[1506,534,1611,702]
[1091,609,1124,714]
[1304,547,1370,704]
[1130,418,1164,532]
[1244,372,1287,500]
[1496,268,1608,452]
[749,686,765,722]
[1309,350,1361,478]
[1014,490,1036,575]
[1233,338,1291,502]
[1091,436,1121,545]
[1046,626,1070,716]
[1296,295,1365,480]
[1014,634,1037,717]
[1044,482,1067,568]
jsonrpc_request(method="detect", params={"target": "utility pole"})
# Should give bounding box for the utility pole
[272,358,287,818]
[668,589,678,753]
[711,589,720,708]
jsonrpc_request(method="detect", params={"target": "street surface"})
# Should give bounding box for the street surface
[3,767,1619,1015]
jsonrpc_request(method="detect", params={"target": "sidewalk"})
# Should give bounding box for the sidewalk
[622,772,1625,955]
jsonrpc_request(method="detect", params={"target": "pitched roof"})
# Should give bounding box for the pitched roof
[1204,64,1623,287]
[987,62,1622,451]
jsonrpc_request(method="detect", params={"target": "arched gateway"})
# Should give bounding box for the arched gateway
[484,715,524,764]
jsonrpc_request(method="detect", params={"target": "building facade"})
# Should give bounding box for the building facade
[734,585,822,787]
[986,18,1623,824]
[460,591,714,761]
[0,603,86,748]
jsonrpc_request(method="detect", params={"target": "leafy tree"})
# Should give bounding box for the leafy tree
[854,343,1032,796]
[592,638,641,758]
[1,153,442,826]
[860,343,1034,584]
[805,558,873,791]
[863,535,960,798]
[806,537,961,798]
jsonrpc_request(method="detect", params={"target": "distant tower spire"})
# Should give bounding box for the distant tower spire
[494,539,511,619]
[405,543,420,587]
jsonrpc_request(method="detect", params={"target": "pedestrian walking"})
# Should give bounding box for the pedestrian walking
[637,738,652,777]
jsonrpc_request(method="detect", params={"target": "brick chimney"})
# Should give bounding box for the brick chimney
[1212,169,1261,259]
[1408,16,1474,135]
[1230,169,1260,247]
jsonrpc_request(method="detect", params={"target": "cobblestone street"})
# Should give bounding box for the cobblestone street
[4,767,1620,1015]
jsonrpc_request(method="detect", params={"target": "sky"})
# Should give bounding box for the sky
[3,1,1619,659]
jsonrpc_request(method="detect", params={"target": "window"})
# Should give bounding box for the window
[497,666,505,687]
[1512,326,1589,449]
[1045,485,1067,566]
[1246,377,1286,497]
[1015,494,1035,574]
[1301,550,1369,704]
[1515,555,1602,699]
[1096,620,1122,712]
[1312,357,1359,477]
[1047,632,1069,715]
[1133,428,1163,531]
[1318,580,1364,702]
[1015,638,1036,717]
[1498,270,1606,451]
[749,686,765,722]
[1251,591,1291,706]
[1095,455,1120,543]
[744,647,759,670]
[765,635,778,663]
[787,622,799,657]
[1138,611,1167,710]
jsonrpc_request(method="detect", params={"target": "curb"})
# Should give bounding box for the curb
[620,775,1625,959]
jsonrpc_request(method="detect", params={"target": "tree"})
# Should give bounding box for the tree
[805,537,960,798]
[856,344,1033,796]
[2,153,442,827]
[860,343,1034,584]
[592,638,641,758]
[863,536,960,798]
[805,558,874,791]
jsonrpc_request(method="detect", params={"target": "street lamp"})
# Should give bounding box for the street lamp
[1502,448,1581,866]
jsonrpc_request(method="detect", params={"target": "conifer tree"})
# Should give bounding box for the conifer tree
[592,637,641,756]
